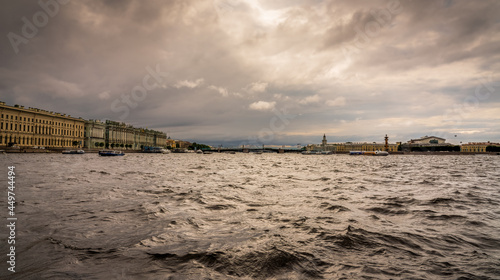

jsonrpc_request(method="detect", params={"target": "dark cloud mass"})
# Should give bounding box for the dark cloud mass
[1,0,499,146]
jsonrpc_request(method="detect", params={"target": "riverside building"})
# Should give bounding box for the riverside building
[1,101,167,151]
[0,101,84,148]
[460,142,500,153]
[335,142,398,152]
[307,134,398,152]
[103,120,167,150]
[84,119,106,149]
[408,136,446,145]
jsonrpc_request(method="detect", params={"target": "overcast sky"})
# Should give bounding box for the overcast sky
[1,0,499,146]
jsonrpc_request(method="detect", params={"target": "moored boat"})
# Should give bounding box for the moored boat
[62,150,85,154]
[99,150,125,156]
[364,150,389,156]
[143,146,169,154]
[350,150,389,156]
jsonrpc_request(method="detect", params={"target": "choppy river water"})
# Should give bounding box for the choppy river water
[1,153,500,279]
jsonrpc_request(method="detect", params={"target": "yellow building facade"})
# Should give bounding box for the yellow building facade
[166,139,177,148]
[335,142,398,152]
[0,102,84,148]
[460,142,496,153]
[308,143,398,152]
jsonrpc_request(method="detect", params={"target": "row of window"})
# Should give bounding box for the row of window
[0,135,158,147]
[84,132,105,138]
[461,148,486,152]
[0,135,79,147]
[1,123,83,137]
[1,113,83,129]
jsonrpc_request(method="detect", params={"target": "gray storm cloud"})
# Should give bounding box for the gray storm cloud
[1,0,499,145]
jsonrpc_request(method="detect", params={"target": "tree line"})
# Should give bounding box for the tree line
[188,142,211,150]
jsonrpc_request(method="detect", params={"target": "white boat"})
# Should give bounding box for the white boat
[370,150,389,156]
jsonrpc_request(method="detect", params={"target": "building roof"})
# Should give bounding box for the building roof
[462,142,500,146]
[1,101,83,121]
[410,136,446,141]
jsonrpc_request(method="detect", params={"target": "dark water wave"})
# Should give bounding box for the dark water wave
[1,153,500,279]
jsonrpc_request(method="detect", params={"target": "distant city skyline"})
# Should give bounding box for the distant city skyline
[1,0,499,147]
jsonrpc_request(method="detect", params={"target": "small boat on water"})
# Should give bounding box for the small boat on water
[143,146,169,154]
[365,150,389,156]
[350,150,389,156]
[62,150,85,154]
[99,150,125,156]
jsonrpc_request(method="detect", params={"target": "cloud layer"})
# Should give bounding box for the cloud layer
[1,0,499,146]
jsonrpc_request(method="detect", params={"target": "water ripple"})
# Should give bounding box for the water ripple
[3,153,500,279]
